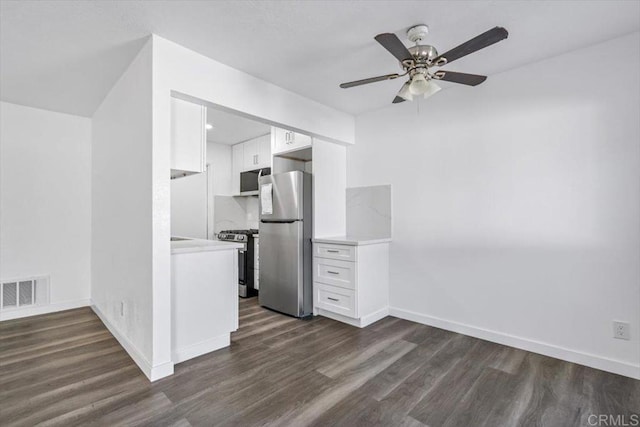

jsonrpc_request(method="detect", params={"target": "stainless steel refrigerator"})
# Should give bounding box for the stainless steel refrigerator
[258,171,312,318]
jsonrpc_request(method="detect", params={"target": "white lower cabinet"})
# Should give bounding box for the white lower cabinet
[315,283,356,318]
[312,241,390,328]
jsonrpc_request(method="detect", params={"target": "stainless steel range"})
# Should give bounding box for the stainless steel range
[217,229,258,298]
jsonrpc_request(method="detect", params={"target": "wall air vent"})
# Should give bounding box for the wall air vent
[1,276,49,311]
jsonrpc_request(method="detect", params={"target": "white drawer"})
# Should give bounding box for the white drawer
[315,283,356,318]
[314,243,356,262]
[313,257,355,290]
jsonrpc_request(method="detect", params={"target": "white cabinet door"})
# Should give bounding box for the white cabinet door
[243,138,259,170]
[272,127,312,154]
[241,134,271,171]
[231,144,243,195]
[171,97,206,175]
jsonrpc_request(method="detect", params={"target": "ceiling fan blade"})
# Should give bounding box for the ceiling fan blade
[374,33,413,62]
[392,96,406,104]
[433,71,487,86]
[339,73,400,89]
[432,27,508,65]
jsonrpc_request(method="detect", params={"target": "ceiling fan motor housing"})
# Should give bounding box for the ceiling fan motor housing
[408,45,438,62]
[405,25,438,70]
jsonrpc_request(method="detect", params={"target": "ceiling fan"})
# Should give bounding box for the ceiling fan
[340,25,509,103]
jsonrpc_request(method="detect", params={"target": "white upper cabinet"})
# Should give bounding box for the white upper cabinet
[272,127,312,155]
[243,138,259,170]
[171,97,206,178]
[231,134,271,195]
[242,134,271,170]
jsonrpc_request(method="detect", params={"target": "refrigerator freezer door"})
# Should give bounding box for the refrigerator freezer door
[259,221,304,317]
[259,171,304,221]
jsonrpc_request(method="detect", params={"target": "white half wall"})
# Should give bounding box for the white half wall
[91,38,171,380]
[348,33,640,379]
[0,102,91,320]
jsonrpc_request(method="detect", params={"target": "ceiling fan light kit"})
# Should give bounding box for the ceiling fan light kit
[409,72,430,95]
[340,24,509,104]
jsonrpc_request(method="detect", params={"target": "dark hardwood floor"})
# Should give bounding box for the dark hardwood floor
[1,297,638,426]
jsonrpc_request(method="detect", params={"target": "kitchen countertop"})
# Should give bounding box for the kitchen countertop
[312,235,392,246]
[171,237,244,254]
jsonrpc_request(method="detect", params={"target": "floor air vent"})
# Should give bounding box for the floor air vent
[1,276,49,311]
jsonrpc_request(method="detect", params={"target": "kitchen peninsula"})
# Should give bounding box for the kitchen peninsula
[171,237,242,363]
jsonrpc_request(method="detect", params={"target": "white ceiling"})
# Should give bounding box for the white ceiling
[1,1,638,117]
[206,107,270,145]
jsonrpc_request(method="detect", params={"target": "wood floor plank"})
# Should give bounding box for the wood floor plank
[363,333,456,402]
[0,343,133,404]
[273,339,417,426]
[0,338,126,385]
[409,339,505,425]
[310,333,475,426]
[96,391,175,426]
[0,307,94,331]
[1,296,637,426]
[442,367,520,427]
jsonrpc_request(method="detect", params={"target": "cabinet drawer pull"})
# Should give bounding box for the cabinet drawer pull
[327,271,340,275]
[327,297,340,302]
[326,249,340,253]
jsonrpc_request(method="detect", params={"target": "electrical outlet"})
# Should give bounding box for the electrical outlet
[120,301,125,317]
[613,321,630,340]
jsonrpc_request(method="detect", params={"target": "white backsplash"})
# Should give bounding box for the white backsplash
[346,185,392,238]
[213,195,259,234]
[245,196,260,229]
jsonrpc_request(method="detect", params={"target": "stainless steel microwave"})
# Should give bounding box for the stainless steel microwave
[240,168,271,195]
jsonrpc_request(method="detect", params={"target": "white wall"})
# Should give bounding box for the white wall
[150,35,356,379]
[154,37,354,146]
[0,102,91,320]
[209,142,232,239]
[170,172,208,239]
[312,139,347,238]
[91,39,171,380]
[348,33,640,379]
[208,142,232,196]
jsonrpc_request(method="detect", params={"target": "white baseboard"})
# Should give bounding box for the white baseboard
[91,303,174,382]
[389,307,640,380]
[360,307,390,327]
[172,334,230,364]
[317,307,389,328]
[0,298,91,321]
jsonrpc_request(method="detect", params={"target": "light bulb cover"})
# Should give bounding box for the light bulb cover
[397,81,413,101]
[409,73,430,95]
[423,81,442,99]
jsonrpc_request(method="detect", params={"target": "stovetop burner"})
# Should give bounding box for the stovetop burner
[220,229,258,235]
